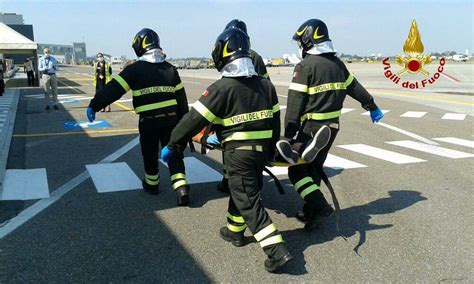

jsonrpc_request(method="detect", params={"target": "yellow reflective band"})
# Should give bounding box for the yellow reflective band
[218,110,273,127]
[192,101,217,122]
[300,184,320,199]
[260,234,284,248]
[224,173,230,179]
[272,103,280,113]
[345,74,354,87]
[254,223,277,241]
[171,173,186,181]
[289,82,308,93]
[262,73,269,79]
[228,223,247,232]
[308,82,346,95]
[114,75,130,92]
[294,177,313,191]
[301,110,341,121]
[175,82,184,91]
[145,178,159,186]
[145,174,159,180]
[172,179,188,190]
[134,99,177,113]
[132,86,177,97]
[226,213,245,223]
[222,130,273,143]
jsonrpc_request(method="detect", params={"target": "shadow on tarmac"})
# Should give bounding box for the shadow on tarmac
[266,190,427,275]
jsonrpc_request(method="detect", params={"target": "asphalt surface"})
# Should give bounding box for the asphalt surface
[0,64,473,282]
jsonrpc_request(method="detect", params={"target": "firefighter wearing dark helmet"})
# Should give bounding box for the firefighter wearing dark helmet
[215,19,271,194]
[161,28,293,273]
[87,28,191,206]
[281,19,384,231]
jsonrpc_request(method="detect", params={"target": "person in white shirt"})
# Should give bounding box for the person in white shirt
[38,48,59,110]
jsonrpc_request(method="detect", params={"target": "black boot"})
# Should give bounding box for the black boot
[296,203,334,231]
[142,180,159,195]
[176,185,189,206]
[219,227,245,247]
[264,252,294,273]
[216,178,230,194]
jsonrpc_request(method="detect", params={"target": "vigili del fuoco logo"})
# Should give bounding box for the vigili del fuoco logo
[382,20,446,89]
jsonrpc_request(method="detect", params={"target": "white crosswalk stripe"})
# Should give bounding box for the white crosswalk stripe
[361,110,390,116]
[86,162,142,193]
[387,140,474,159]
[341,108,355,114]
[432,137,474,148]
[324,154,367,169]
[442,113,466,120]
[400,111,427,118]
[338,144,426,164]
[161,157,222,184]
[1,169,50,200]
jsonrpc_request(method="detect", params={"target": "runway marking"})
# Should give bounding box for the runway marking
[324,154,368,170]
[86,162,142,193]
[112,101,135,112]
[338,144,426,164]
[361,110,390,115]
[387,140,474,159]
[161,157,222,184]
[116,98,133,103]
[264,166,288,176]
[432,137,474,148]
[376,122,439,145]
[0,136,140,239]
[182,80,202,84]
[1,169,49,200]
[400,111,427,118]
[442,113,466,120]
[341,108,355,114]
[12,128,139,138]
[440,72,461,83]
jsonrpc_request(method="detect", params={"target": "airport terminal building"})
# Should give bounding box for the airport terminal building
[37,42,87,64]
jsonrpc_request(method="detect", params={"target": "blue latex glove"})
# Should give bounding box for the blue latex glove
[370,107,384,123]
[206,133,221,146]
[86,107,96,123]
[161,146,174,163]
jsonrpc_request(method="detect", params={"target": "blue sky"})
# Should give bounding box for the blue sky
[1,0,472,59]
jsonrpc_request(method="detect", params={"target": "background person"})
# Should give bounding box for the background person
[38,48,59,110]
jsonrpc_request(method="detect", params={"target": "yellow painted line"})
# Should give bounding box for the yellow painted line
[13,128,139,138]
[57,78,87,95]
[367,89,474,106]
[112,101,135,112]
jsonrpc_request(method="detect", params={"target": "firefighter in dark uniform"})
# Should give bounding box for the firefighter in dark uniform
[161,28,293,273]
[93,53,112,112]
[282,19,384,231]
[86,28,191,206]
[216,19,271,194]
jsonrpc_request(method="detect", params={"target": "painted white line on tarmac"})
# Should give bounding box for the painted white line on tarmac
[433,137,474,148]
[442,113,466,120]
[0,136,140,239]
[324,154,367,170]
[376,122,439,145]
[86,162,142,193]
[1,169,49,200]
[341,108,355,114]
[161,157,222,184]
[117,98,133,103]
[338,144,426,164]
[264,166,288,176]
[387,140,474,159]
[400,111,427,118]
[182,80,202,84]
[361,110,390,115]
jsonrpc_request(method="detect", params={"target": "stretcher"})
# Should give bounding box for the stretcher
[190,127,342,234]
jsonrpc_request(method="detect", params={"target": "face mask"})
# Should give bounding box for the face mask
[98,57,104,62]
[44,53,50,58]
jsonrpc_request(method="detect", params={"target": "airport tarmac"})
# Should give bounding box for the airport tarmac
[0,63,472,282]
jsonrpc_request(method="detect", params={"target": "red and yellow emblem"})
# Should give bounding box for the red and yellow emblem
[396,20,432,76]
